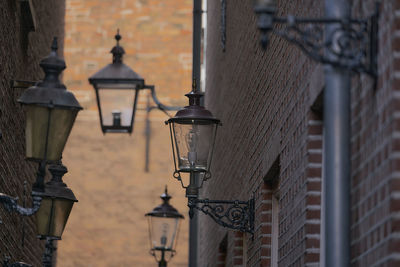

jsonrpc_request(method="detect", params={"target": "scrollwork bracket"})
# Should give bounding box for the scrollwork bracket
[258,3,379,82]
[188,197,254,234]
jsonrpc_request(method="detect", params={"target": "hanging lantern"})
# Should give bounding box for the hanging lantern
[88,30,145,134]
[166,92,220,181]
[18,37,82,162]
[35,163,77,239]
[145,187,184,266]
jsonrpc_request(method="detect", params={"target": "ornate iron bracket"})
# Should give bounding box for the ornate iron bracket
[256,3,379,79]
[188,197,254,234]
[0,193,42,216]
[0,162,46,216]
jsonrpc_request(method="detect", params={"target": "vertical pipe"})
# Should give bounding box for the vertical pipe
[144,93,151,172]
[190,1,202,267]
[323,0,351,267]
[193,0,202,93]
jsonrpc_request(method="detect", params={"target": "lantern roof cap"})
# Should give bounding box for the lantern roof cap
[18,37,82,110]
[145,186,184,219]
[167,91,220,124]
[37,163,78,202]
[88,30,145,87]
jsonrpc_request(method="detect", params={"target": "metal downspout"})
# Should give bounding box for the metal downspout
[189,1,202,267]
[323,0,351,266]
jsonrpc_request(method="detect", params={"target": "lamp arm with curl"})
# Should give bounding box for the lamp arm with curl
[0,192,42,216]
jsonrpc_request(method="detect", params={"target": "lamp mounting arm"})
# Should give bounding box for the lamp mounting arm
[143,85,181,116]
[0,193,42,216]
[257,3,379,79]
[188,197,254,234]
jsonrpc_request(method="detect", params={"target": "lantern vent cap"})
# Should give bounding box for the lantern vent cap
[36,163,78,202]
[18,37,82,110]
[167,91,220,124]
[145,186,184,219]
[88,30,145,88]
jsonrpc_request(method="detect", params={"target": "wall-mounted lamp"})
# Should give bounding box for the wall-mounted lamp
[89,30,180,134]
[253,0,379,79]
[146,187,184,267]
[0,37,80,240]
[166,87,254,234]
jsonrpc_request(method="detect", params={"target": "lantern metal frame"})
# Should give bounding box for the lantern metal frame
[89,31,181,134]
[145,187,184,267]
[166,88,254,234]
[166,89,221,191]
[254,1,379,82]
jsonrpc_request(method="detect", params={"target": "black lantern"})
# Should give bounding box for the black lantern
[145,187,184,267]
[35,163,77,239]
[166,91,220,191]
[88,30,145,134]
[18,37,82,163]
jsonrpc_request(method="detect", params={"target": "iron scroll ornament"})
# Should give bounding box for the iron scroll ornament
[256,2,379,80]
[188,197,255,234]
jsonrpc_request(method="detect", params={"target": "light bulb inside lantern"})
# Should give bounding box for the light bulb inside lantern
[185,126,199,166]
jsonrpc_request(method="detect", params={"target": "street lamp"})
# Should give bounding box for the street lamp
[166,87,254,234]
[89,30,181,135]
[166,89,220,198]
[0,38,80,241]
[88,30,145,134]
[35,163,77,240]
[146,187,184,267]
[18,37,82,163]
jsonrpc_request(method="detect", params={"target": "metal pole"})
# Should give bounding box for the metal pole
[323,0,351,267]
[189,0,202,266]
[144,93,151,172]
[159,250,167,267]
[192,0,202,93]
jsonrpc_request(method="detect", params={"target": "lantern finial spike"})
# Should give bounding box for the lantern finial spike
[161,186,172,203]
[51,37,58,52]
[115,29,122,44]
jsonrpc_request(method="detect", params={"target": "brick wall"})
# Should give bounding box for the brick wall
[0,0,66,265]
[57,0,192,266]
[200,0,399,266]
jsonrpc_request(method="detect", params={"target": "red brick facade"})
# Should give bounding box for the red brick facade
[0,0,66,265]
[57,0,192,266]
[199,0,399,266]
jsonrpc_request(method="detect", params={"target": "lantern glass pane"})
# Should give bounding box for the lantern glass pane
[172,122,217,172]
[25,105,78,162]
[148,216,180,250]
[98,89,136,127]
[35,197,75,239]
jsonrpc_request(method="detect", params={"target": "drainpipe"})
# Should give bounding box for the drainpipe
[189,1,202,267]
[323,0,351,266]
